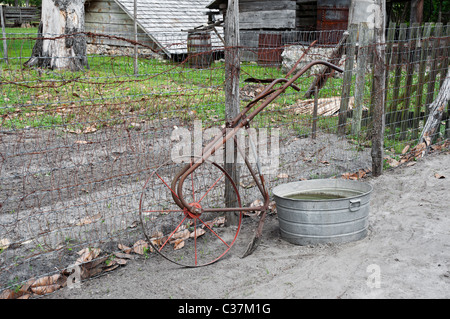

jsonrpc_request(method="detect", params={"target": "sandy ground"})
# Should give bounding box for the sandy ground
[47,152,450,299]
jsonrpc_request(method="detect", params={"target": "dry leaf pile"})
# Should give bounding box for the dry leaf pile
[0,246,130,299]
[341,168,372,180]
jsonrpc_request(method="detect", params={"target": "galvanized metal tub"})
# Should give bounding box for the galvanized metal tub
[273,179,372,245]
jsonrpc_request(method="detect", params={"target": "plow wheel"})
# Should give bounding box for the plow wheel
[139,157,242,267]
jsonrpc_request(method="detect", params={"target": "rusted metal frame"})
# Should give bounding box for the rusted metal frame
[175,60,344,214]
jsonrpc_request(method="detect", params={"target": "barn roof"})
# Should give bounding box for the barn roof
[114,0,223,55]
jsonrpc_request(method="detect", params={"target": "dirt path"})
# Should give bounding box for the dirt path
[47,152,450,299]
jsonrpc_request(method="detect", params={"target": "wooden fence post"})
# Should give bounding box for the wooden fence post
[388,23,407,135]
[338,24,357,136]
[371,0,386,177]
[413,23,432,139]
[399,23,419,140]
[441,24,450,138]
[0,5,8,64]
[133,0,138,76]
[352,23,369,136]
[424,23,443,121]
[224,0,240,226]
[384,21,396,123]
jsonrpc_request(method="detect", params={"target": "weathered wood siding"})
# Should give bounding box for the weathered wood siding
[84,0,157,50]
[238,0,296,30]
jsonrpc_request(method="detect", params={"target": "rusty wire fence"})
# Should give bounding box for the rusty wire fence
[0,24,449,297]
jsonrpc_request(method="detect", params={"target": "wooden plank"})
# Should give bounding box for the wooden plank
[337,24,357,136]
[85,12,132,25]
[352,23,369,135]
[239,1,296,12]
[388,23,407,135]
[0,5,8,65]
[85,0,125,14]
[239,10,296,29]
[439,23,450,138]
[399,23,419,140]
[413,23,432,139]
[224,0,240,226]
[424,23,443,121]
[384,21,396,123]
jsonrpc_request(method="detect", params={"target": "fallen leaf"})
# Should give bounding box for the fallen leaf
[83,126,97,134]
[75,213,101,226]
[0,238,10,250]
[434,173,445,179]
[118,243,132,254]
[30,284,61,295]
[114,252,134,260]
[133,240,152,255]
[74,140,91,145]
[277,173,289,179]
[169,229,190,243]
[190,228,206,239]
[30,274,60,287]
[401,145,410,154]
[320,160,330,165]
[173,239,185,250]
[76,247,101,264]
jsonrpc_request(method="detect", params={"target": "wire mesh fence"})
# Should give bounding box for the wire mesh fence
[0,24,448,297]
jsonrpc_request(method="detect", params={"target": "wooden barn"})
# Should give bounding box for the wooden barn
[206,0,351,62]
[84,0,223,58]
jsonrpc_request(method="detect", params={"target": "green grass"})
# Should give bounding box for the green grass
[1,27,444,146]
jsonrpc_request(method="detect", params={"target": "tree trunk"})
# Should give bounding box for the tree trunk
[410,0,424,24]
[418,71,450,155]
[25,0,88,71]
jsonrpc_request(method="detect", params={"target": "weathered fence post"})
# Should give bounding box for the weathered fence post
[352,23,369,136]
[338,24,357,136]
[384,21,396,122]
[0,5,8,64]
[388,23,407,136]
[133,0,138,76]
[224,0,240,226]
[371,0,386,177]
[413,23,432,139]
[399,23,419,140]
[424,23,443,121]
[311,86,318,139]
[440,24,450,138]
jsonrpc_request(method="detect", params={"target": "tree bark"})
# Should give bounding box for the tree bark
[418,71,450,155]
[25,0,88,71]
[410,0,424,24]
[371,0,386,177]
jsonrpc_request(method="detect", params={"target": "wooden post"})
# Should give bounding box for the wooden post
[413,23,432,139]
[440,24,450,138]
[0,5,8,64]
[133,0,138,76]
[399,23,419,140]
[338,24,357,136]
[388,23,407,135]
[371,0,386,177]
[424,23,443,120]
[384,21,396,124]
[224,0,240,226]
[311,86,318,139]
[352,23,369,136]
